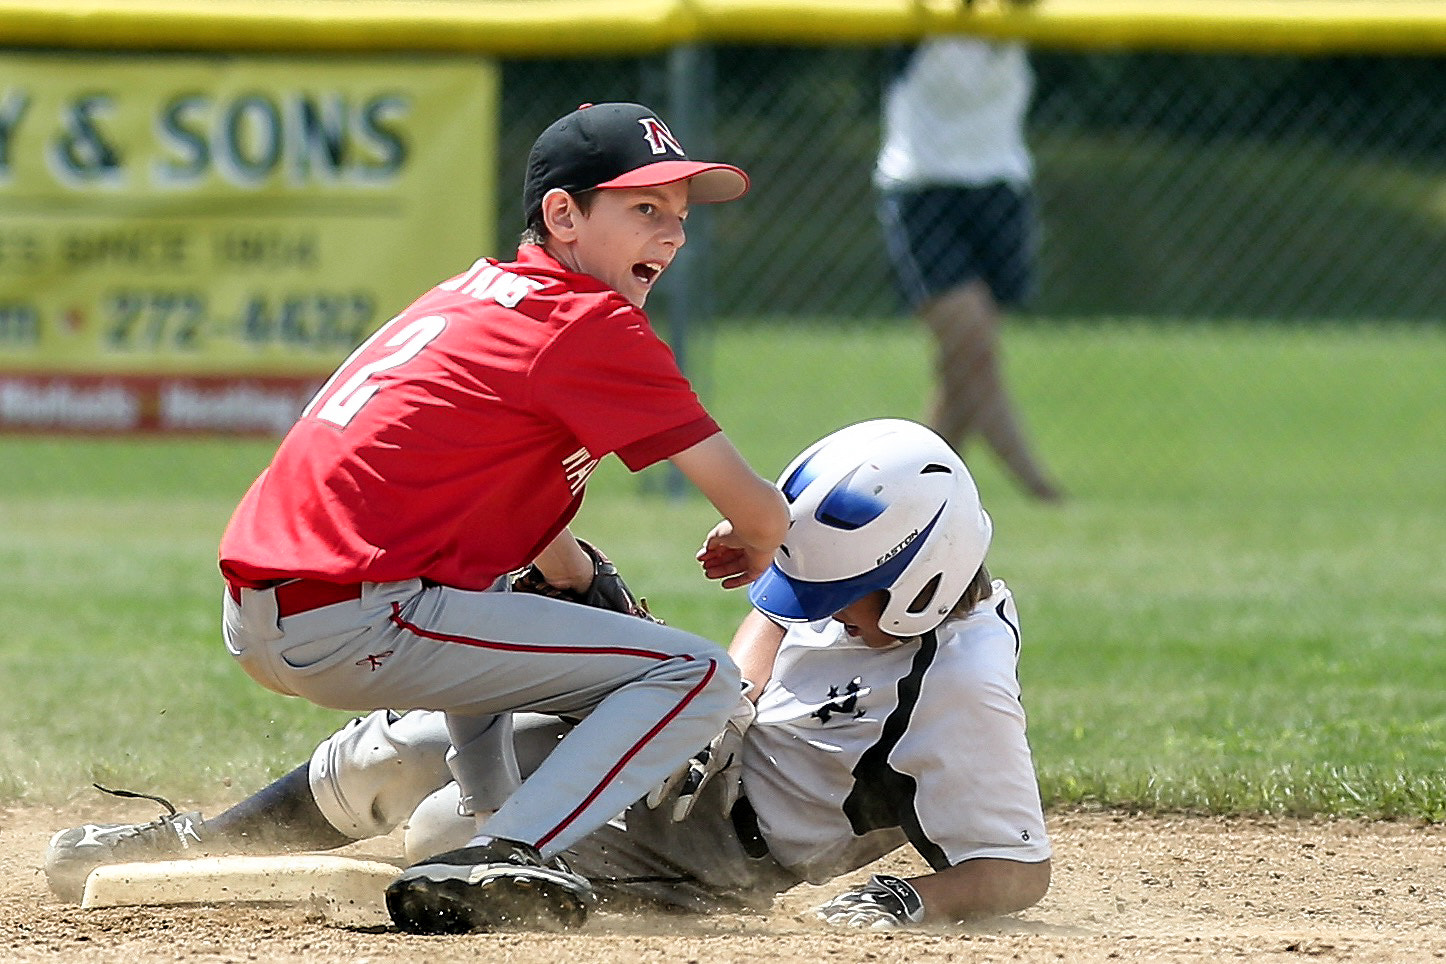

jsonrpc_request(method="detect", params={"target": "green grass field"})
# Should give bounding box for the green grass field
[2,319,1443,819]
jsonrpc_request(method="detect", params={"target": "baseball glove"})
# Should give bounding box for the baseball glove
[510,539,661,622]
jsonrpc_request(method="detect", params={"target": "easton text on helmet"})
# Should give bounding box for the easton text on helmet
[876,528,920,567]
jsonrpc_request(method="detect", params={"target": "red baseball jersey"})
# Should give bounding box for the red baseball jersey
[220,244,719,591]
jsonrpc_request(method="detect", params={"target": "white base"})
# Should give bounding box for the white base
[80,854,401,926]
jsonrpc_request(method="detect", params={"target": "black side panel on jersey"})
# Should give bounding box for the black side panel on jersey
[840,630,951,871]
[996,598,1022,658]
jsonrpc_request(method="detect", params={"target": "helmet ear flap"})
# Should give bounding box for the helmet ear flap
[904,573,943,616]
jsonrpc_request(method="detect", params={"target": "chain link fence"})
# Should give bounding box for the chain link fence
[494,45,1443,502]
[497,46,1446,323]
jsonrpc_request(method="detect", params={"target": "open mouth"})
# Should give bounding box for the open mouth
[633,261,663,286]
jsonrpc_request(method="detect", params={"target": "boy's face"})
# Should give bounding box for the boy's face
[832,590,903,649]
[568,183,689,308]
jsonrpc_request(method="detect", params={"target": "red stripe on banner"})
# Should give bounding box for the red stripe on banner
[0,371,321,435]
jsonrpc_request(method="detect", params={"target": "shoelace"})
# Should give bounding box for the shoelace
[93,783,179,818]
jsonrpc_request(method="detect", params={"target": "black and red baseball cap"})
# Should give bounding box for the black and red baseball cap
[523,102,750,225]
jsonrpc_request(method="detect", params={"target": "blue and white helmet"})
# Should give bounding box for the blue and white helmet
[748,418,992,638]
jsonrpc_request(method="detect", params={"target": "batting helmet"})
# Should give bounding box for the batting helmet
[748,418,992,638]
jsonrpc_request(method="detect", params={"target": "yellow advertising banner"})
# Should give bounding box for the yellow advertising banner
[0,51,496,433]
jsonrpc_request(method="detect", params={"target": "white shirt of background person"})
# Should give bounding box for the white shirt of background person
[875,37,1034,190]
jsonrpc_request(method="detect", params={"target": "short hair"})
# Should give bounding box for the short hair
[950,563,994,618]
[519,188,600,246]
[899,562,995,630]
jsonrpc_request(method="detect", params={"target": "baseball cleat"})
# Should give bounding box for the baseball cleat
[385,838,595,934]
[45,803,208,904]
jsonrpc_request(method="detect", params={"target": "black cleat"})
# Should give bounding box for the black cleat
[385,838,594,934]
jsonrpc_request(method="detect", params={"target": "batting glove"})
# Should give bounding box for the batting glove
[815,874,926,929]
[645,682,755,822]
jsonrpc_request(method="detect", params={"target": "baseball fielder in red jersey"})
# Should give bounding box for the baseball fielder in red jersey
[217,102,789,934]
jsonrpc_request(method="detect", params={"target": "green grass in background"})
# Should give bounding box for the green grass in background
[2,320,1443,819]
[1035,130,1446,320]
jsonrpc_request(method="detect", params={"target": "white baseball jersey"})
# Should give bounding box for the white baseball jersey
[874,38,1034,190]
[298,579,1051,910]
[742,580,1050,883]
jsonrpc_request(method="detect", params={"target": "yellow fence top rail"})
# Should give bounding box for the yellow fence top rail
[1,0,1444,55]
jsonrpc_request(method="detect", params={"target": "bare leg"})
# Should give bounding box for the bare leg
[920,278,1062,501]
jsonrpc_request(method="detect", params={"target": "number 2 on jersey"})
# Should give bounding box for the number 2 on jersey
[303,314,447,428]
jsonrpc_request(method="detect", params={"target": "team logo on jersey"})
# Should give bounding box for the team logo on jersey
[811,676,871,724]
[562,447,599,494]
[356,650,393,671]
[638,117,685,156]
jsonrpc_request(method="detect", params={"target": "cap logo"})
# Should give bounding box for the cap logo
[638,117,684,157]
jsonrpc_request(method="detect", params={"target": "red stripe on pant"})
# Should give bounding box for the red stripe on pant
[388,601,719,851]
[390,602,693,661]
[537,656,718,850]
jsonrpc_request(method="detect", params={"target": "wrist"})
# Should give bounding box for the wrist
[536,540,598,591]
[729,681,757,731]
[555,571,594,592]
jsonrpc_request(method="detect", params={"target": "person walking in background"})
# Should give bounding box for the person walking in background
[876,36,1063,502]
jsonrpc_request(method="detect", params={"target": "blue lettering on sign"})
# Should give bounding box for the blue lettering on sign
[47,95,125,187]
[151,91,411,188]
[0,88,31,178]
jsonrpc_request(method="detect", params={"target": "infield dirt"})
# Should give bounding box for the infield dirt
[4,804,1443,962]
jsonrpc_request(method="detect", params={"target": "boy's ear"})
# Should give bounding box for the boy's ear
[541,189,579,241]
